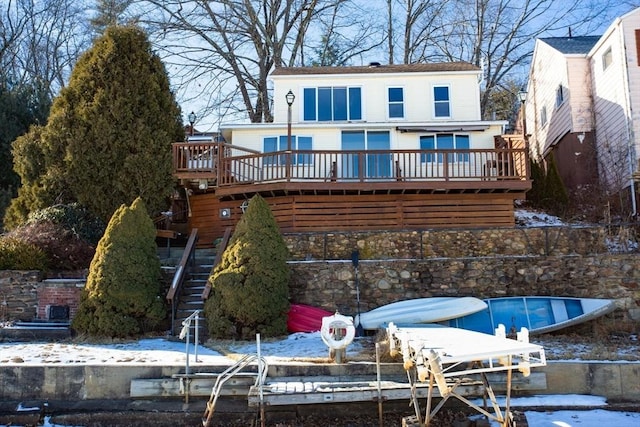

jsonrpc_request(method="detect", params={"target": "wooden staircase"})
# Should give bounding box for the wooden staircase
[172,248,216,337]
[167,227,232,338]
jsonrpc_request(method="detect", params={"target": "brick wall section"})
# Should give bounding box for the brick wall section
[36,280,85,320]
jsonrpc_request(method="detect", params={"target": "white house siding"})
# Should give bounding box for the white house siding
[529,40,573,158]
[589,15,637,192]
[270,70,483,125]
[566,57,594,134]
[620,13,640,183]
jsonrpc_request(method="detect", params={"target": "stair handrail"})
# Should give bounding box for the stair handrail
[179,309,201,375]
[167,228,198,335]
[201,226,233,300]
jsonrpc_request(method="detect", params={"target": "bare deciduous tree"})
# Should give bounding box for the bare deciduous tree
[384,0,620,118]
[137,0,383,125]
[1,0,90,97]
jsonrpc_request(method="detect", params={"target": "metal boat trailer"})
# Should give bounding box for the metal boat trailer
[386,323,546,427]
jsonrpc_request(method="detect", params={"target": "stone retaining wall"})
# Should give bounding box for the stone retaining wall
[0,271,41,322]
[284,226,615,260]
[2,227,640,324]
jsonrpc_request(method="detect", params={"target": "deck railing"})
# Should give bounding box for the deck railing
[172,142,529,185]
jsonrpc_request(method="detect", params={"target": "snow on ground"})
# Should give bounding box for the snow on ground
[1,333,639,426]
[514,209,565,226]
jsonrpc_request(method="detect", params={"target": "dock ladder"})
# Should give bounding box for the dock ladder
[202,351,268,427]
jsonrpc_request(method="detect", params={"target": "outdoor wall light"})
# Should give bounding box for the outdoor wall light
[219,208,231,219]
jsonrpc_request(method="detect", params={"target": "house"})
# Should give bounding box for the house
[525,7,640,216]
[171,62,530,244]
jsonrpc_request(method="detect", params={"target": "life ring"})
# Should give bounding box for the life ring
[320,313,356,350]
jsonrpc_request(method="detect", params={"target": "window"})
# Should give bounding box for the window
[433,86,450,118]
[388,87,404,118]
[540,106,547,127]
[303,86,362,121]
[341,130,391,178]
[602,47,612,70]
[420,134,470,163]
[263,135,313,165]
[555,85,564,107]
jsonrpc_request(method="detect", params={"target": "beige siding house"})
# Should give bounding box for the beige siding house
[526,36,600,192]
[526,7,640,216]
[172,62,530,243]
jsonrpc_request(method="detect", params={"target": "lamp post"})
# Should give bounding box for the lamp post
[518,89,527,139]
[518,88,530,178]
[286,90,295,179]
[188,111,196,137]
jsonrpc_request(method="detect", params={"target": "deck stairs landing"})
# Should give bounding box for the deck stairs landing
[171,247,216,337]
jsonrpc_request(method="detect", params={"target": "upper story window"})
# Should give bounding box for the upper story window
[388,87,404,119]
[555,85,564,108]
[602,47,612,71]
[303,87,362,122]
[540,106,548,127]
[433,86,450,118]
[263,135,313,165]
[420,134,470,163]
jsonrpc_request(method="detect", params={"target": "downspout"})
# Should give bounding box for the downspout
[620,22,637,217]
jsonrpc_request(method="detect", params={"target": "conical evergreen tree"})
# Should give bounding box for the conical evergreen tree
[543,153,569,215]
[205,195,290,339]
[6,25,183,225]
[72,197,165,337]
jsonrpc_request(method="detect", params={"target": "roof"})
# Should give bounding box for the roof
[271,62,480,76]
[540,36,601,54]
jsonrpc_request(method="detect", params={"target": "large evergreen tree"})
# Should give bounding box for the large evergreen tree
[72,197,165,337]
[0,82,51,230]
[205,195,290,340]
[5,25,184,226]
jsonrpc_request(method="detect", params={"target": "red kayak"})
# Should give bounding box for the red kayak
[287,303,333,333]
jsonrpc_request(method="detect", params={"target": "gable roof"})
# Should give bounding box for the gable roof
[540,36,601,54]
[271,62,479,76]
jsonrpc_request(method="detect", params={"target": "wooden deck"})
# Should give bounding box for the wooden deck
[173,140,529,198]
[170,138,531,242]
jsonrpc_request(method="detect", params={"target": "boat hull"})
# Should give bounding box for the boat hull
[287,304,334,333]
[355,297,488,330]
[444,297,617,335]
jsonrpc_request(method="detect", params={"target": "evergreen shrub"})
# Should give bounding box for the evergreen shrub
[205,195,290,339]
[72,198,166,337]
[0,236,47,270]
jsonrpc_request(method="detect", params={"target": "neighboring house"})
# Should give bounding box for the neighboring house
[526,7,640,215]
[172,62,530,244]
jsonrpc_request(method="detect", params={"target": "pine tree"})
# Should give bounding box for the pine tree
[72,197,166,337]
[205,195,290,339]
[6,25,184,225]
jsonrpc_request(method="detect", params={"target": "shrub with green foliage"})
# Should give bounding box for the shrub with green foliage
[204,195,290,339]
[0,236,48,271]
[72,198,166,337]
